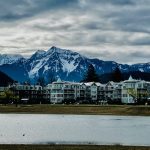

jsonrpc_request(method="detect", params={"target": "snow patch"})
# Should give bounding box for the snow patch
[139,68,144,72]
[61,59,78,73]
[28,57,49,78]
[44,65,49,73]
[0,54,23,66]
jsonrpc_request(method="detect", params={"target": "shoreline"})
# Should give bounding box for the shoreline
[0,144,150,150]
[0,104,150,116]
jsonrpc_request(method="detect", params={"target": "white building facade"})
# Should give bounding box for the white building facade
[1,76,150,104]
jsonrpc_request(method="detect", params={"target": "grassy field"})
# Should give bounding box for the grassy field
[0,145,150,150]
[0,104,150,115]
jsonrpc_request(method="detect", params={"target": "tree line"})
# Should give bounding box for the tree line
[82,64,122,83]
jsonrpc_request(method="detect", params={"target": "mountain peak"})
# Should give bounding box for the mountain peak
[48,46,73,54]
[51,46,58,50]
[51,46,62,53]
[36,50,46,54]
[30,50,46,60]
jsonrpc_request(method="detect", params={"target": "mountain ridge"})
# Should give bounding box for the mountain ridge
[0,46,150,83]
[0,54,25,66]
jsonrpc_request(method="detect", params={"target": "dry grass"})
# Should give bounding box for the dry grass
[0,104,150,116]
[0,145,150,150]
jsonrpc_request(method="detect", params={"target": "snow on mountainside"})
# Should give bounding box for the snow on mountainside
[47,46,84,73]
[130,63,150,73]
[26,46,89,82]
[0,46,150,83]
[0,54,24,66]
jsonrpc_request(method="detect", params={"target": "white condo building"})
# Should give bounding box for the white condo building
[121,76,150,104]
[1,76,150,104]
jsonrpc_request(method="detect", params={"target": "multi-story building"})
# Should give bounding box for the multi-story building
[113,83,122,102]
[49,80,64,104]
[97,83,105,102]
[105,81,114,101]
[121,76,150,104]
[79,83,86,102]
[1,76,150,105]
[80,82,106,104]
[10,83,43,103]
[48,79,80,104]
[43,84,51,100]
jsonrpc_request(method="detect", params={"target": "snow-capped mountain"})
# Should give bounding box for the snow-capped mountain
[0,46,150,83]
[129,63,150,73]
[26,46,91,82]
[0,54,24,66]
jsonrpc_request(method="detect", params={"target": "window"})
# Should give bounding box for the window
[123,94,127,97]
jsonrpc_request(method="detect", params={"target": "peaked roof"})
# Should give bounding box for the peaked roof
[57,78,62,82]
[128,75,134,81]
[123,75,138,83]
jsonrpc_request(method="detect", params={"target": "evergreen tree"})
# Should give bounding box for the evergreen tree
[113,67,122,82]
[82,64,99,82]
[0,71,14,86]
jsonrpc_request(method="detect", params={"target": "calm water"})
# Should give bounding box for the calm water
[0,114,150,146]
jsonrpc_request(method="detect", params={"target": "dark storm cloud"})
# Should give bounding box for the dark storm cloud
[0,13,31,21]
[33,24,73,31]
[108,9,150,34]
[88,0,134,5]
[0,0,78,21]
[0,0,134,21]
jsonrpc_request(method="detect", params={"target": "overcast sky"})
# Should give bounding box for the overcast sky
[0,0,150,64]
